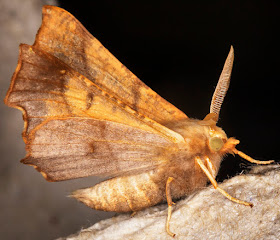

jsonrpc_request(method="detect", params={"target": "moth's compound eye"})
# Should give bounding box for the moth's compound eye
[209,137,224,152]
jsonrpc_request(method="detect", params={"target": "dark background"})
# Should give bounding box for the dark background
[1,1,279,239]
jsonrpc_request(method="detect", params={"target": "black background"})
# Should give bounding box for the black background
[58,0,279,180]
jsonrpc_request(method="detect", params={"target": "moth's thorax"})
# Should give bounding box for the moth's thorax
[168,118,228,177]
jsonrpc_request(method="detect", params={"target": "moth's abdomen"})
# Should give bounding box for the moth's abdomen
[71,171,165,212]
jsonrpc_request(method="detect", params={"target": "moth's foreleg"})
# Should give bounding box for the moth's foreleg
[205,156,217,177]
[195,156,253,207]
[165,177,176,237]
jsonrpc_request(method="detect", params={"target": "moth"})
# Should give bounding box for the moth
[5,5,273,237]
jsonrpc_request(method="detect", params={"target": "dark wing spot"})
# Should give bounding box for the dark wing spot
[104,92,110,98]
[88,142,95,154]
[112,106,117,113]
[86,92,94,110]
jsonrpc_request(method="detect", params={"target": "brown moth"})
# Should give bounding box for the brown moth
[5,5,273,237]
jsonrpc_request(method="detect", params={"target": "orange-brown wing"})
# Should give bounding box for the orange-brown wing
[5,44,182,181]
[33,5,188,126]
[22,118,175,181]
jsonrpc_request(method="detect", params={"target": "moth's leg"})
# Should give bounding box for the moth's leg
[166,177,176,237]
[195,156,253,207]
[205,156,216,177]
[233,149,274,165]
[130,212,137,217]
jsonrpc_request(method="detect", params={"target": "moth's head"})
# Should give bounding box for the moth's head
[206,124,239,155]
[198,115,230,154]
[199,112,239,155]
[206,122,274,165]
[208,125,227,153]
[201,114,274,165]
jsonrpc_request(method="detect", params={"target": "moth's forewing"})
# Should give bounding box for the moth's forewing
[5,5,191,181]
[6,44,175,137]
[5,43,183,181]
[33,6,188,126]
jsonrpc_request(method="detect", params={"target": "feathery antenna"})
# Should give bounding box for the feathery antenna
[210,46,234,119]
